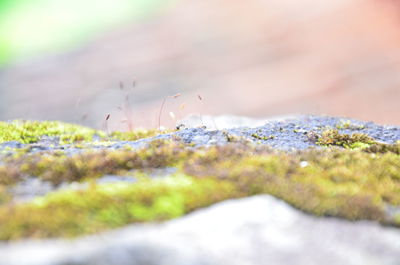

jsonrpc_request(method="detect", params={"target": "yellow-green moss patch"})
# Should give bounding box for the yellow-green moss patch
[0,120,164,145]
[316,129,376,149]
[0,174,238,240]
[0,120,103,144]
[364,142,400,155]
[335,119,366,130]
[251,133,275,141]
[0,140,190,185]
[108,129,167,141]
[183,144,400,224]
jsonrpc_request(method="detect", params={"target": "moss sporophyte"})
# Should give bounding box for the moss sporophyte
[0,120,399,240]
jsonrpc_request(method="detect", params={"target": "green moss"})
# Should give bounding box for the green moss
[1,120,400,241]
[0,120,164,145]
[364,142,400,155]
[335,119,365,130]
[0,120,103,144]
[0,186,11,205]
[0,174,238,240]
[108,129,168,141]
[0,139,189,185]
[183,143,400,223]
[316,129,376,148]
[251,133,275,141]
[4,141,400,240]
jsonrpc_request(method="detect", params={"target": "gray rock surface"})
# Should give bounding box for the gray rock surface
[176,114,294,130]
[171,114,400,150]
[1,195,400,265]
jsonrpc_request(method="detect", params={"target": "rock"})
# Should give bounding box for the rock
[172,114,400,150]
[176,114,295,130]
[1,195,399,265]
[1,115,400,265]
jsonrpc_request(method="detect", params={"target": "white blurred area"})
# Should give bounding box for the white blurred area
[1,0,400,130]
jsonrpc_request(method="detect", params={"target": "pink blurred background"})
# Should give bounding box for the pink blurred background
[1,0,400,130]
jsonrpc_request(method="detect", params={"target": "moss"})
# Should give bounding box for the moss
[0,120,104,144]
[251,133,275,141]
[0,120,163,145]
[183,143,400,224]
[108,129,167,142]
[1,141,400,240]
[0,164,21,185]
[1,139,190,185]
[221,131,249,143]
[335,119,365,130]
[0,186,11,205]
[0,174,238,240]
[316,129,376,148]
[363,142,400,155]
[1,120,400,240]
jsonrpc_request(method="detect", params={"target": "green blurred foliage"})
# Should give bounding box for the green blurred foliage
[0,0,176,66]
[0,0,15,12]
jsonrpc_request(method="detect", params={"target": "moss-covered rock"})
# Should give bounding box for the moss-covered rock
[0,117,399,240]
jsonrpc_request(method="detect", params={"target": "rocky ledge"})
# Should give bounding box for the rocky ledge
[0,115,399,265]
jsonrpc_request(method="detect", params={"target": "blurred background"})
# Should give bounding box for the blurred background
[0,0,400,130]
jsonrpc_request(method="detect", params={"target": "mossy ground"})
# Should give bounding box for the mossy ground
[0,120,400,240]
